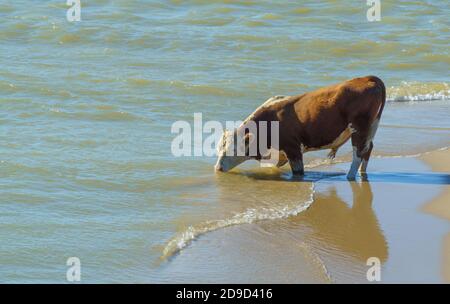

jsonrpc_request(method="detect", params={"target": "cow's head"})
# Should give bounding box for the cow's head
[215,128,255,172]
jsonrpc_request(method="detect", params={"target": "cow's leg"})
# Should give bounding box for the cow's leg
[327,148,337,160]
[289,158,304,176]
[360,119,379,174]
[286,149,304,176]
[328,125,353,160]
[348,123,371,180]
[276,151,289,168]
[348,146,363,180]
[360,141,373,174]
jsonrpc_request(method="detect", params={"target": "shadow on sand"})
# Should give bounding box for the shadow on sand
[234,170,450,185]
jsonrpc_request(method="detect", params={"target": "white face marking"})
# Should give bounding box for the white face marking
[216,95,290,172]
[216,130,231,156]
[215,129,248,172]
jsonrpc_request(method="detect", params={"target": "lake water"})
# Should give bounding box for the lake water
[0,0,449,282]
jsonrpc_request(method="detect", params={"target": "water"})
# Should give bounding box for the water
[0,1,449,282]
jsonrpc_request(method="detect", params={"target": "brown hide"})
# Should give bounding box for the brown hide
[247,76,386,163]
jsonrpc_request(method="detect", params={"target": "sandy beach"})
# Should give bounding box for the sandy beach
[421,149,450,282]
[155,149,450,283]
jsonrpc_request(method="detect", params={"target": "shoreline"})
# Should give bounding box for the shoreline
[420,148,450,283]
[155,147,450,283]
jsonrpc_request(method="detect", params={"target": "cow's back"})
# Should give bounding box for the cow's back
[279,76,385,150]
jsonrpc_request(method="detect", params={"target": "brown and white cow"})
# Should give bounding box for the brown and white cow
[215,76,386,180]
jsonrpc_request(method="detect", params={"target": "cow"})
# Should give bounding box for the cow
[215,76,386,180]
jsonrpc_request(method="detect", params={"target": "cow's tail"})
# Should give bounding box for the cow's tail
[372,76,386,119]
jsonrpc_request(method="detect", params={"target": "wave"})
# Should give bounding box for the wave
[124,79,450,101]
[387,81,450,102]
[161,183,315,260]
[47,109,141,122]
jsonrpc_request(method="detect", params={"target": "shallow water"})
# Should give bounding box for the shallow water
[155,157,449,283]
[0,1,449,282]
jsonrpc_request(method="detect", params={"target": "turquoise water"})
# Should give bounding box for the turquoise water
[0,0,449,282]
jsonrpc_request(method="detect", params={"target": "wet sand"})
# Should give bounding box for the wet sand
[421,148,450,282]
[155,151,450,283]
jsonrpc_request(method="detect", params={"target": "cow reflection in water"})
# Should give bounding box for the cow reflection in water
[294,181,388,263]
[215,171,388,265]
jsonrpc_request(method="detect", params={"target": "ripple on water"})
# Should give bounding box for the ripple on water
[162,183,316,260]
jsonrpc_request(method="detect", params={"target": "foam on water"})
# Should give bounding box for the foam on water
[387,82,450,102]
[161,183,315,259]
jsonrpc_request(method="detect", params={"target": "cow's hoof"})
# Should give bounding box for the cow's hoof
[327,150,336,159]
[292,170,305,178]
[346,174,357,181]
